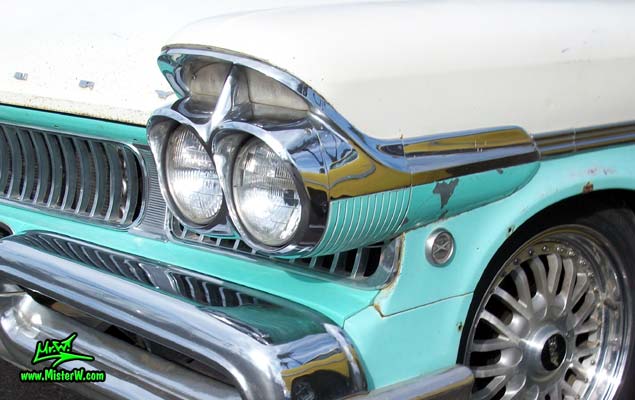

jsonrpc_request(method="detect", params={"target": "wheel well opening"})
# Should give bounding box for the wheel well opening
[458,189,635,363]
[496,189,635,268]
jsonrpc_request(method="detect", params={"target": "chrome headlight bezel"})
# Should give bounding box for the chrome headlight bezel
[147,113,232,234]
[211,122,328,255]
[231,137,305,247]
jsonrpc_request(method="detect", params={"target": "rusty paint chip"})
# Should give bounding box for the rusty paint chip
[583,182,594,193]
[433,178,459,208]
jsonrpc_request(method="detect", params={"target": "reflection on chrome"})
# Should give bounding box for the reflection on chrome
[0,232,366,400]
[148,48,539,257]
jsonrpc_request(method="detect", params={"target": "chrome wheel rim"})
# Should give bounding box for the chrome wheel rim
[465,225,631,400]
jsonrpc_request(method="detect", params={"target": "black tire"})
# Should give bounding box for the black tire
[459,199,635,399]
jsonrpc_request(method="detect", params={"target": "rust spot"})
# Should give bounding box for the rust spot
[373,235,405,318]
[433,178,459,209]
[457,322,464,332]
[583,182,594,193]
[373,303,385,317]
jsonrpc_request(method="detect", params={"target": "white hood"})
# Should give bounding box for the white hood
[2,1,635,140]
[0,0,377,126]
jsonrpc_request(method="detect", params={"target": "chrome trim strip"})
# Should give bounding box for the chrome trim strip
[404,126,539,186]
[533,121,635,157]
[353,366,473,400]
[0,232,367,400]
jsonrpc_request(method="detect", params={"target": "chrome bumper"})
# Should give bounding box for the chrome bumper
[0,232,473,400]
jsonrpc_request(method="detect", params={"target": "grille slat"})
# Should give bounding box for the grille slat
[59,136,77,210]
[170,216,388,281]
[0,124,143,227]
[44,134,64,207]
[5,127,23,198]
[104,143,123,221]
[0,128,10,193]
[16,129,36,201]
[89,141,107,217]
[30,132,51,204]
[121,149,139,225]
[73,138,92,214]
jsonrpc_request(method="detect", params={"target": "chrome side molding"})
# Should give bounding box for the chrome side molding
[533,121,635,157]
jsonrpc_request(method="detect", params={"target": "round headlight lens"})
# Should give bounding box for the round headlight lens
[232,138,303,247]
[165,126,223,225]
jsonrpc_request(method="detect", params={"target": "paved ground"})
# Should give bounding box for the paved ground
[0,359,86,400]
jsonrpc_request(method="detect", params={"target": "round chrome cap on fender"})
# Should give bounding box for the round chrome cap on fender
[464,226,631,400]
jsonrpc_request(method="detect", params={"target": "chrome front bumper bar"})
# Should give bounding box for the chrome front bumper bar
[0,232,473,400]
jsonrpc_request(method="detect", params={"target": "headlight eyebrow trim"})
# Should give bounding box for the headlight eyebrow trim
[148,45,539,256]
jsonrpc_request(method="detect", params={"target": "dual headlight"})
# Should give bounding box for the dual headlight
[164,125,303,247]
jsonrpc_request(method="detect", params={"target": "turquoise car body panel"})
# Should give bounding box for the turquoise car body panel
[344,144,634,389]
[344,294,472,390]
[375,144,635,318]
[1,104,634,391]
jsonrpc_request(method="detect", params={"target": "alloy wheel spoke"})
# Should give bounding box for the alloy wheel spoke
[571,273,590,307]
[529,257,549,298]
[571,361,590,381]
[559,258,576,312]
[472,337,517,352]
[494,287,533,321]
[510,268,533,312]
[546,254,563,295]
[473,362,513,379]
[480,311,520,343]
[573,292,597,329]
[575,318,600,336]
[575,342,600,359]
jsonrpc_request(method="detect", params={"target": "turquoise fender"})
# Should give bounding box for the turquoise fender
[345,143,635,389]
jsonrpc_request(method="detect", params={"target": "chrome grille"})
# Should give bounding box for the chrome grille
[16,232,263,309]
[171,217,389,281]
[0,124,143,227]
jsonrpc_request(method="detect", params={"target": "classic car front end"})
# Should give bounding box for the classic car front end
[0,1,634,399]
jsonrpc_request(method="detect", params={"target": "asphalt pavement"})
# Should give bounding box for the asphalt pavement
[0,359,86,400]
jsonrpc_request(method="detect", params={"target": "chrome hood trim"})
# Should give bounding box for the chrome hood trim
[148,47,540,256]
